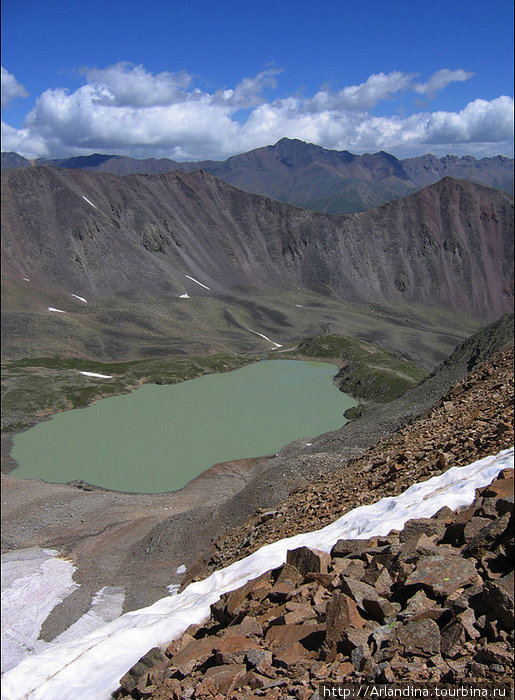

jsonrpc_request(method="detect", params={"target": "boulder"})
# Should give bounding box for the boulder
[273,641,312,668]
[168,636,218,676]
[474,643,513,666]
[462,513,512,559]
[246,647,273,674]
[326,592,365,645]
[331,539,370,558]
[216,634,260,664]
[404,553,478,596]
[440,619,465,657]
[265,621,318,650]
[340,576,397,621]
[119,647,168,693]
[286,547,331,576]
[399,518,446,543]
[396,619,441,657]
[482,571,514,627]
[203,663,247,694]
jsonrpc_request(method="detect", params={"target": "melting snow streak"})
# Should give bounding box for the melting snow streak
[184,275,211,290]
[247,328,282,348]
[81,196,97,209]
[71,294,88,304]
[47,307,66,314]
[78,372,113,379]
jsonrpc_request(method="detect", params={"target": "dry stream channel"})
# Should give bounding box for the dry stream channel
[11,359,356,493]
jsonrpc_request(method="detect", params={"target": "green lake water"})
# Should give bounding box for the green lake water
[11,360,356,493]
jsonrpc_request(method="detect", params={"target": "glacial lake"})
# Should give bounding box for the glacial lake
[11,360,356,493]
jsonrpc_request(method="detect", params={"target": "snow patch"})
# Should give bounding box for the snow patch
[295,304,304,307]
[22,277,30,282]
[184,274,211,290]
[78,372,113,379]
[179,293,190,299]
[247,327,282,348]
[71,294,88,304]
[175,565,186,575]
[2,447,512,700]
[81,196,97,209]
[50,587,125,646]
[47,307,67,314]
[1,549,78,673]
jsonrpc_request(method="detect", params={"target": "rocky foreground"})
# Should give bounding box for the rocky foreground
[115,467,513,699]
[113,348,514,699]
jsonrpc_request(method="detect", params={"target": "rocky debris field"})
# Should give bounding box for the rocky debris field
[113,466,513,699]
[195,346,514,579]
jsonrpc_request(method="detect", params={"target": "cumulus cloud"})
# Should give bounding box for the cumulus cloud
[1,67,28,107]
[80,62,192,107]
[217,68,282,108]
[413,68,475,97]
[304,71,415,112]
[1,64,512,159]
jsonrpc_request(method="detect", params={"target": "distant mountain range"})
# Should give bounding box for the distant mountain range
[2,165,512,361]
[2,138,513,214]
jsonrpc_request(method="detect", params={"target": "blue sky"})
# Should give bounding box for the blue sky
[1,0,513,160]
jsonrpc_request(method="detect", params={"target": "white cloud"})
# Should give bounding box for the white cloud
[217,68,282,108]
[80,62,192,107]
[1,67,28,107]
[1,64,513,160]
[414,68,474,97]
[305,71,415,112]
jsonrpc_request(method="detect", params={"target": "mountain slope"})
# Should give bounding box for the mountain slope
[2,167,512,310]
[2,167,512,362]
[3,139,513,214]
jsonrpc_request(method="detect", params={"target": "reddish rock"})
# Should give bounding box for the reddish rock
[482,571,514,628]
[363,567,393,596]
[396,619,441,657]
[462,512,511,559]
[481,477,514,499]
[165,633,195,658]
[400,518,446,543]
[440,619,465,657]
[265,621,318,650]
[326,592,365,645]
[274,562,304,587]
[119,647,168,692]
[474,643,513,666]
[404,553,478,596]
[246,647,273,674]
[203,663,247,693]
[340,576,397,621]
[331,539,369,558]
[463,517,493,542]
[286,547,331,576]
[273,641,312,668]
[168,636,217,676]
[220,615,263,638]
[224,570,272,616]
[216,634,259,664]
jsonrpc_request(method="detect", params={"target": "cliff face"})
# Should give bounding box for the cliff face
[2,168,513,320]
